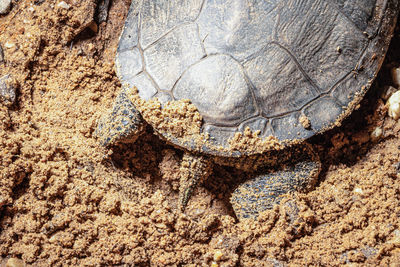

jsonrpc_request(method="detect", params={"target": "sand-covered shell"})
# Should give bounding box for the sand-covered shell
[115,0,398,156]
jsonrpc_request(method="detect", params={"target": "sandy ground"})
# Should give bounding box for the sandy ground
[0,1,400,266]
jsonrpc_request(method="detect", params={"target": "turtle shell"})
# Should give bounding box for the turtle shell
[115,0,398,156]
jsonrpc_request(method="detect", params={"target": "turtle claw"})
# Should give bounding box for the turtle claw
[230,145,321,220]
[95,89,145,147]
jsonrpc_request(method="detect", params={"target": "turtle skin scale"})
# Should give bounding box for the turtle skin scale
[115,0,398,156]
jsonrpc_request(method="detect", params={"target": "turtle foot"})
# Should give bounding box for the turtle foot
[95,89,145,147]
[230,144,321,220]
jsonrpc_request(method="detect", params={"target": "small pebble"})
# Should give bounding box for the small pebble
[0,0,12,15]
[387,229,400,244]
[213,250,223,262]
[395,162,400,174]
[381,85,397,101]
[0,195,6,207]
[5,258,25,267]
[0,74,16,107]
[4,41,14,49]
[57,1,70,9]
[0,44,4,63]
[370,127,383,142]
[391,67,400,87]
[354,187,363,194]
[387,90,400,120]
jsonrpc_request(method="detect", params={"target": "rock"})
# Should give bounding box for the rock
[3,41,14,49]
[387,90,400,120]
[56,1,70,10]
[213,250,223,262]
[341,246,378,264]
[395,162,400,174]
[381,85,397,101]
[0,44,4,62]
[353,187,363,194]
[0,74,16,107]
[266,258,285,267]
[370,127,383,142]
[66,0,97,42]
[5,258,25,267]
[0,0,12,15]
[391,67,400,87]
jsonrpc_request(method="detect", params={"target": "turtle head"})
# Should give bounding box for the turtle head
[95,88,145,147]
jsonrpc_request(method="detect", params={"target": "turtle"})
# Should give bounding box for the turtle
[96,0,399,220]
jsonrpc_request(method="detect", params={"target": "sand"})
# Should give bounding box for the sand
[0,1,399,266]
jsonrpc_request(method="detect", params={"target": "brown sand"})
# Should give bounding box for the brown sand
[1,1,400,266]
[130,91,283,155]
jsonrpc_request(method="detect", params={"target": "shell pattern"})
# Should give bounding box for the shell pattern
[115,0,397,155]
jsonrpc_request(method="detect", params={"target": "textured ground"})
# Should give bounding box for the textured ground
[0,1,400,266]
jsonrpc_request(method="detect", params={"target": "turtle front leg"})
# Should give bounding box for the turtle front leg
[179,152,212,211]
[95,88,145,147]
[230,144,321,220]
